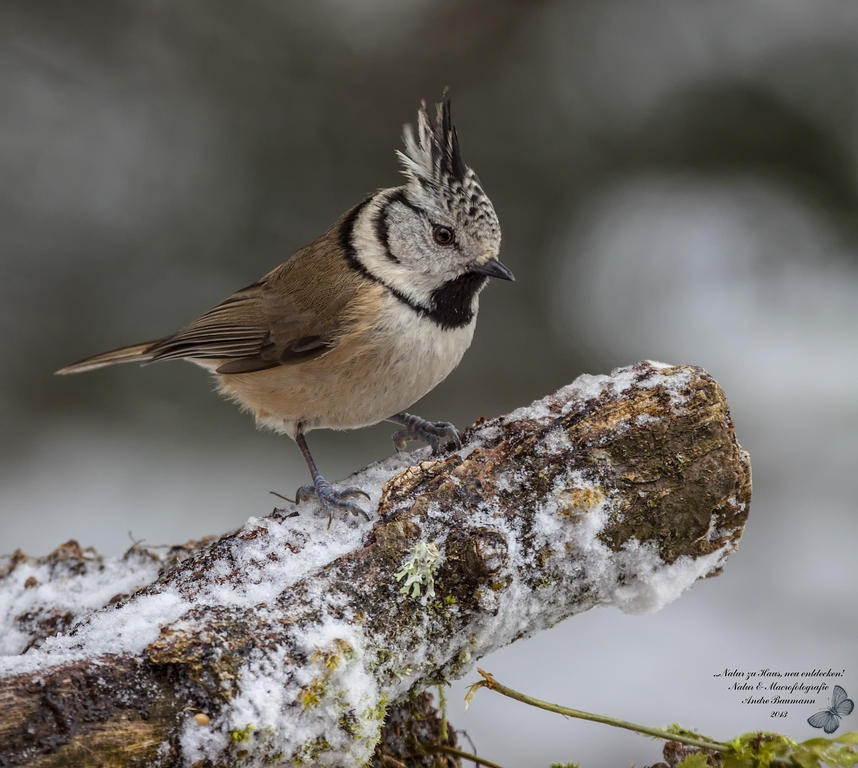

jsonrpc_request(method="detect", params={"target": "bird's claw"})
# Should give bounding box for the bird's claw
[391,417,462,456]
[297,479,370,526]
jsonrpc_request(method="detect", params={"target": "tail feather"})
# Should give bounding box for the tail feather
[55,341,161,375]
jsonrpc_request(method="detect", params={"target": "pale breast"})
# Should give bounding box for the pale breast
[210,285,477,437]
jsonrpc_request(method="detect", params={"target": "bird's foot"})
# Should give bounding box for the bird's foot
[390,412,462,456]
[296,476,370,527]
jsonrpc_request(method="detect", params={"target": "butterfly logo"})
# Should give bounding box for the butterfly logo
[807,685,854,734]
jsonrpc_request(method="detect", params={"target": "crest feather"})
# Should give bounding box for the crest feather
[397,90,467,187]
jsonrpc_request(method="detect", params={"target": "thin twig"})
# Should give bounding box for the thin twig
[374,753,409,768]
[422,743,507,768]
[468,669,729,754]
[438,684,449,743]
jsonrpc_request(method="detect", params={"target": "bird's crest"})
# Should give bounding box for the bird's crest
[397,90,468,188]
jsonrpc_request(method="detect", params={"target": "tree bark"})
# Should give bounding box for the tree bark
[0,362,751,768]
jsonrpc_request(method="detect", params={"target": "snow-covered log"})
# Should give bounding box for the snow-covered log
[0,362,751,767]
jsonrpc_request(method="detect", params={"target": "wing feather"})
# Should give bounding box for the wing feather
[147,279,339,371]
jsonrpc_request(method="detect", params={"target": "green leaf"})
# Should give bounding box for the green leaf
[676,753,712,768]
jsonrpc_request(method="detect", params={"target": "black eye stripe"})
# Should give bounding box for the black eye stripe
[374,203,399,264]
[387,188,425,217]
[386,189,459,249]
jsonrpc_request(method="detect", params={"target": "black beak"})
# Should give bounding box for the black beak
[472,258,515,281]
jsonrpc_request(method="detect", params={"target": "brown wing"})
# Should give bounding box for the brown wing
[147,279,338,374]
[145,204,367,374]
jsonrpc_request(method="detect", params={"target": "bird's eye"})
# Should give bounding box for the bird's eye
[433,225,455,246]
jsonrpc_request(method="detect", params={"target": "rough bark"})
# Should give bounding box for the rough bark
[0,362,751,768]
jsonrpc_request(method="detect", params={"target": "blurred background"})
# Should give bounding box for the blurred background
[2,0,857,764]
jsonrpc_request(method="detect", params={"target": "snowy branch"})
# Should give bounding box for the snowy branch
[0,362,751,768]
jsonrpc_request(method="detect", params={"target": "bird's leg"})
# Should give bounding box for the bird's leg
[294,431,370,525]
[388,412,462,456]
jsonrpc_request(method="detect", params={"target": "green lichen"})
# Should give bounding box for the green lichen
[231,724,255,743]
[530,572,556,590]
[368,647,393,671]
[366,694,389,725]
[298,678,328,709]
[394,541,440,598]
[339,710,360,737]
[292,736,332,765]
[298,638,359,710]
[312,638,355,671]
[446,633,479,678]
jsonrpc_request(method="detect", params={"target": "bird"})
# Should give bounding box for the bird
[57,93,513,523]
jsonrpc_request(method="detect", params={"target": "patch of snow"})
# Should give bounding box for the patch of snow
[179,713,230,767]
[0,550,162,656]
[605,540,729,615]
[639,363,694,408]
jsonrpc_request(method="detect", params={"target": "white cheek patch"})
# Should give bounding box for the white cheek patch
[351,193,457,309]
